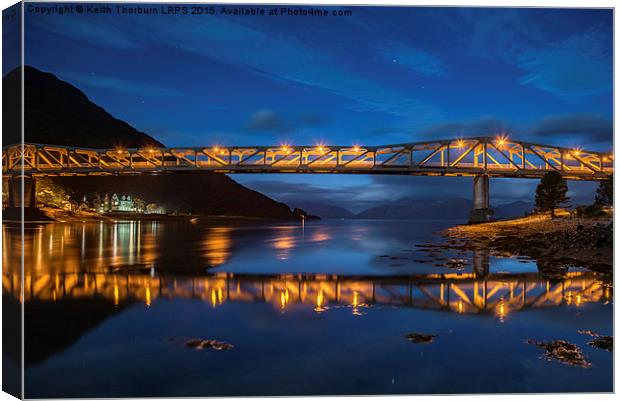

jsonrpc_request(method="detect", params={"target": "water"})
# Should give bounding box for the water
[2,219,613,397]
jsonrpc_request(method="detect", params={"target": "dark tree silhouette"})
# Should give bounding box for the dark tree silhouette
[594,174,613,207]
[535,171,570,218]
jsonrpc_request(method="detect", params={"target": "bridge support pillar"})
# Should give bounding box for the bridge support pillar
[468,174,494,224]
[2,175,49,221]
[7,175,37,208]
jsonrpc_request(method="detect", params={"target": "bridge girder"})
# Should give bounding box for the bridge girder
[2,136,612,180]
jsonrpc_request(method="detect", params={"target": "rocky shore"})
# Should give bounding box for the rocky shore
[443,214,613,273]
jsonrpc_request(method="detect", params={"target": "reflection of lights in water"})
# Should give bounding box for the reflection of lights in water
[52,289,57,301]
[280,289,289,310]
[211,289,217,307]
[497,298,506,323]
[312,232,329,242]
[351,290,364,316]
[575,294,582,307]
[114,284,120,306]
[314,289,326,313]
[440,284,445,304]
[457,299,464,313]
[210,288,224,307]
[203,228,232,266]
[273,234,295,260]
[145,286,151,307]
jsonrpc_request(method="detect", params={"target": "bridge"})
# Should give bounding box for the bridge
[2,136,613,222]
[3,270,612,317]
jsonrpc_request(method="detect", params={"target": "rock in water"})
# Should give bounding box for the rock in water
[578,330,613,352]
[405,333,438,344]
[185,338,234,351]
[526,339,591,368]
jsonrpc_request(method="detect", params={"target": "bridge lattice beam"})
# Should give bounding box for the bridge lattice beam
[2,137,612,180]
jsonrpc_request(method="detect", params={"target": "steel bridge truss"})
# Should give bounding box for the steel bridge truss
[2,136,613,180]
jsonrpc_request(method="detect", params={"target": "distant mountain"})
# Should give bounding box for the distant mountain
[289,201,356,219]
[493,201,533,219]
[3,66,163,148]
[354,197,534,220]
[356,197,472,220]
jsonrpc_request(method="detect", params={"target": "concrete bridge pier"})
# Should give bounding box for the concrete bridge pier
[7,174,37,208]
[468,174,494,224]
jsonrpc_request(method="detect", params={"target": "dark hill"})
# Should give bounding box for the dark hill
[2,66,163,148]
[53,174,296,219]
[3,66,298,219]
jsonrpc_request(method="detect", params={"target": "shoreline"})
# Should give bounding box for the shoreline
[443,215,613,274]
[2,208,307,224]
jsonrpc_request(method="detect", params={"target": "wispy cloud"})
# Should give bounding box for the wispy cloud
[30,15,141,49]
[518,28,612,97]
[247,109,291,133]
[31,13,443,125]
[414,117,511,140]
[59,72,183,98]
[414,114,612,149]
[376,42,446,76]
[525,113,612,145]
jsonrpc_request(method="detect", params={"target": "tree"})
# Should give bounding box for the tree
[36,177,73,208]
[535,171,570,218]
[133,197,146,213]
[594,174,613,207]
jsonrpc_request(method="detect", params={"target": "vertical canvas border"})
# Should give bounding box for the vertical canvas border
[1,1,24,399]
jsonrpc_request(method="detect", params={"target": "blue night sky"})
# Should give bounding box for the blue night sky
[16,4,613,212]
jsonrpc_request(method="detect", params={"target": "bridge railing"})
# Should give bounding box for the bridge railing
[2,137,612,179]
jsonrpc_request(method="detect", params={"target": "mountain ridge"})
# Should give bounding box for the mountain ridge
[3,66,163,148]
[2,66,299,219]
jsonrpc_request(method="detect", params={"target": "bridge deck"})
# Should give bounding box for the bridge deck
[2,136,612,180]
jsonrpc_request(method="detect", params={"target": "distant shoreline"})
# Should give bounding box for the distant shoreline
[443,214,613,273]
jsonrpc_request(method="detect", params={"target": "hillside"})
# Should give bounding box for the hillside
[2,66,299,219]
[53,174,296,219]
[289,201,356,219]
[3,66,163,148]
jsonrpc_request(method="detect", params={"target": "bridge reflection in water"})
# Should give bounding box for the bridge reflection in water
[5,270,612,319]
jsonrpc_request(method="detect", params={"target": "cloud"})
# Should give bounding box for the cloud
[467,9,543,60]
[376,42,446,76]
[300,114,328,127]
[30,15,141,49]
[526,113,612,145]
[414,117,511,141]
[28,13,443,125]
[247,110,291,133]
[518,28,612,97]
[413,114,612,149]
[59,72,183,98]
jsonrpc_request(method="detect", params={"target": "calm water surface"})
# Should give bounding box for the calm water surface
[2,219,613,397]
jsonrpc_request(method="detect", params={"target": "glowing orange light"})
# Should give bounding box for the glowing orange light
[572,148,581,156]
[116,147,125,155]
[456,140,465,148]
[496,135,508,147]
[352,145,361,152]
